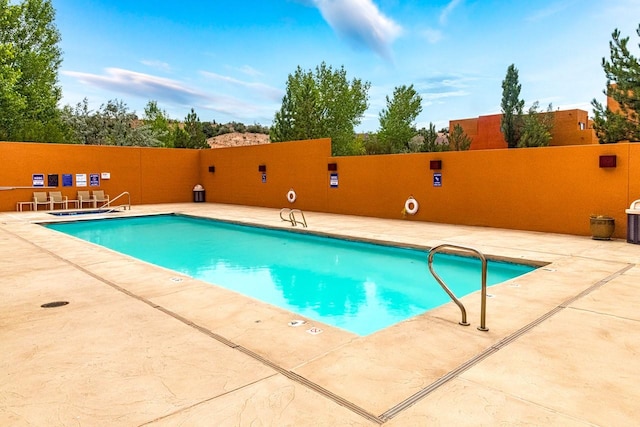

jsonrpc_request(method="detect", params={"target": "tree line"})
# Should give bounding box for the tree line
[270,62,471,156]
[61,98,268,148]
[2,0,639,152]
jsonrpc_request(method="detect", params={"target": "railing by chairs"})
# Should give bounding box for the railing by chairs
[98,191,131,212]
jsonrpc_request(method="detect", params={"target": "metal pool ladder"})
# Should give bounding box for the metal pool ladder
[279,208,307,227]
[98,191,131,212]
[427,243,489,331]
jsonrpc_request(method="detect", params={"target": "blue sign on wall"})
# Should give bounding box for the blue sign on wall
[330,173,338,188]
[89,173,100,187]
[433,172,442,187]
[62,174,73,187]
[32,174,44,187]
[261,172,267,183]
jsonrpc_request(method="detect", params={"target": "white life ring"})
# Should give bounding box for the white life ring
[405,197,419,215]
[287,189,297,203]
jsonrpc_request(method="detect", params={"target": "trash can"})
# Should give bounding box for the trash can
[193,184,205,203]
[626,199,640,244]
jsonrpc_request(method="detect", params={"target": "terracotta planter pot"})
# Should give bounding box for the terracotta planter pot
[590,216,615,240]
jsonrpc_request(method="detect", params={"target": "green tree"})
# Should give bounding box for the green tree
[449,123,472,151]
[271,62,370,156]
[0,41,25,139]
[500,64,524,148]
[592,24,640,143]
[180,108,207,149]
[417,123,447,152]
[60,98,95,144]
[378,84,423,153]
[362,133,387,155]
[172,125,189,149]
[0,0,63,141]
[143,100,174,147]
[518,102,554,147]
[61,98,161,146]
[246,123,270,134]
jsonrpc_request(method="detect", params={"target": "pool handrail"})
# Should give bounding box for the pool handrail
[279,208,307,228]
[427,243,489,331]
[98,191,131,212]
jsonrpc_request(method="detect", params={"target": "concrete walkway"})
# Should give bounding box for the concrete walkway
[1,203,638,426]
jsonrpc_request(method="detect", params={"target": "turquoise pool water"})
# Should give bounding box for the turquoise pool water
[46,215,536,335]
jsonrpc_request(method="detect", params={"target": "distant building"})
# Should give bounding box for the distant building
[450,109,597,150]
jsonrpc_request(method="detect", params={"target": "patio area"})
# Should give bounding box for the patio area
[1,203,638,426]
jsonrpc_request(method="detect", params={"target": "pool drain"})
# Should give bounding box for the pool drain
[41,301,69,308]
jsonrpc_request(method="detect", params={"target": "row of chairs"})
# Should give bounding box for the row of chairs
[32,190,109,210]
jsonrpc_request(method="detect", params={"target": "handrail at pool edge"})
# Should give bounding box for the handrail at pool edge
[98,191,131,211]
[427,243,489,331]
[279,207,307,228]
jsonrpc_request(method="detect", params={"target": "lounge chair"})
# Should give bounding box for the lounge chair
[33,192,51,210]
[77,190,93,208]
[48,191,68,209]
[93,190,109,207]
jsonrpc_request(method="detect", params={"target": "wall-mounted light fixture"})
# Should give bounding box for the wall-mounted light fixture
[258,165,267,172]
[430,160,442,170]
[599,155,616,168]
[208,166,215,173]
[327,163,338,171]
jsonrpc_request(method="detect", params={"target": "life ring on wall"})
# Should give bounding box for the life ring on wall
[404,197,419,215]
[287,189,297,203]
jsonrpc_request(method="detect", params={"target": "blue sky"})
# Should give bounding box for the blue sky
[54,0,640,132]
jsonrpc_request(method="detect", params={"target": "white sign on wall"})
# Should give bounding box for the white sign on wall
[76,173,87,187]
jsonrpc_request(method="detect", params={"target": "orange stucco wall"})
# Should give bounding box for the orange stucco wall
[1,140,636,239]
[451,109,597,150]
[198,138,332,212]
[0,142,200,211]
[200,139,633,239]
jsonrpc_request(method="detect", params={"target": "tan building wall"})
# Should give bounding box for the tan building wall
[0,140,635,239]
[451,109,598,150]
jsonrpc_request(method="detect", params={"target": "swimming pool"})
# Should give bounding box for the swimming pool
[45,214,536,335]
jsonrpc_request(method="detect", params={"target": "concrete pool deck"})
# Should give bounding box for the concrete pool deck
[1,203,639,426]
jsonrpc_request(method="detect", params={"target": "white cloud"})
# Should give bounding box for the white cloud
[422,90,469,101]
[439,0,463,25]
[312,0,402,59]
[526,0,575,22]
[62,68,209,104]
[200,71,284,101]
[238,65,263,77]
[62,67,279,124]
[140,59,171,73]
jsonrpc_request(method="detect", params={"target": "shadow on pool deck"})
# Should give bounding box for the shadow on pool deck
[1,203,639,425]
